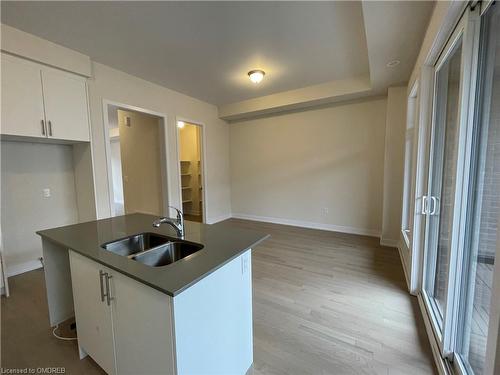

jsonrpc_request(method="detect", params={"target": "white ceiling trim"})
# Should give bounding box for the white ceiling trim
[218,75,373,122]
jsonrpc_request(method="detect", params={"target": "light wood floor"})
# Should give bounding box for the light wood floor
[1,219,436,374]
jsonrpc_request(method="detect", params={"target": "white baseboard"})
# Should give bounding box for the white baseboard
[206,213,232,225]
[417,294,451,375]
[396,244,411,291]
[231,213,381,237]
[6,259,43,277]
[380,238,399,248]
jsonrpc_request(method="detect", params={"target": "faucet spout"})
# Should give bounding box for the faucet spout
[152,206,185,238]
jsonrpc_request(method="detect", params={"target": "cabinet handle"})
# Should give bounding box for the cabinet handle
[48,120,53,136]
[104,273,113,306]
[99,270,106,302]
[41,120,46,136]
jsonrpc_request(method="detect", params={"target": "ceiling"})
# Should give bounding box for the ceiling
[1,1,435,119]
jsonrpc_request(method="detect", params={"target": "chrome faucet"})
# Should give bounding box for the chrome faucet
[152,206,185,238]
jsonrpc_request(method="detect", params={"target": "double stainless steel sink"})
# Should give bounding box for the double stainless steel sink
[101,233,203,267]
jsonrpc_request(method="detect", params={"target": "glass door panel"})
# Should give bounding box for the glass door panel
[456,3,500,374]
[423,36,463,330]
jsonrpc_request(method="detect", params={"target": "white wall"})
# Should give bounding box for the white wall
[381,86,407,246]
[1,141,79,276]
[110,139,124,215]
[230,97,387,236]
[87,63,232,224]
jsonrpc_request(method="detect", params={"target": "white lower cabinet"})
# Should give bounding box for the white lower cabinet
[68,249,253,375]
[111,267,175,375]
[68,251,175,375]
[69,251,116,374]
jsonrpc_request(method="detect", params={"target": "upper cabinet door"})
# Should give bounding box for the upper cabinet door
[1,53,46,138]
[41,67,90,142]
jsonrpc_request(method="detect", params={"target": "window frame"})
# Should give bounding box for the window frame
[401,81,419,249]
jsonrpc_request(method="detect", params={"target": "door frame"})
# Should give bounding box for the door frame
[175,117,208,223]
[102,99,170,217]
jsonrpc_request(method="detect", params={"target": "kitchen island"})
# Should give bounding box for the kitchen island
[37,213,269,375]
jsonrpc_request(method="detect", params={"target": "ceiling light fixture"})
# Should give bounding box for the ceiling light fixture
[177,120,185,129]
[386,60,401,68]
[248,69,265,84]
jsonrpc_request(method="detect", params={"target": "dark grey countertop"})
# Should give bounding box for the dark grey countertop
[37,213,269,297]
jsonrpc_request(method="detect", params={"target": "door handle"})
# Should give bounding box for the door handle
[99,270,106,302]
[48,120,53,136]
[41,120,46,136]
[421,195,428,215]
[429,196,438,216]
[104,273,113,306]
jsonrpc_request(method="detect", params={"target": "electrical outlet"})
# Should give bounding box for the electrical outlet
[43,188,51,198]
[321,207,329,216]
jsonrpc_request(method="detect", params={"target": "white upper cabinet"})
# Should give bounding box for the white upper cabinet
[41,67,90,142]
[1,54,46,138]
[1,53,90,142]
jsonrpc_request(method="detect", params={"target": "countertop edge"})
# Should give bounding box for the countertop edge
[38,232,271,297]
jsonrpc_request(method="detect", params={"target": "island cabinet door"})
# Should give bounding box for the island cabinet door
[109,269,176,375]
[69,251,117,375]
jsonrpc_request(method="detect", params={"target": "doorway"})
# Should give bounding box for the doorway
[105,103,169,217]
[177,120,205,223]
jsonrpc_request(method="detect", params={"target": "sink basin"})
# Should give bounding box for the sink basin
[132,241,204,267]
[101,232,172,256]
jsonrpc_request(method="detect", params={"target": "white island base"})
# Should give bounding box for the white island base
[42,240,253,375]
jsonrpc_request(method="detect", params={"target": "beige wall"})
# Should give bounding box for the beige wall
[88,63,232,224]
[1,141,79,275]
[230,98,387,236]
[381,86,407,245]
[117,109,163,216]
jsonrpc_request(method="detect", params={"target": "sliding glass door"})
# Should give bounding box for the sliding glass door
[418,3,499,373]
[423,33,463,332]
[422,10,474,355]
[455,3,500,374]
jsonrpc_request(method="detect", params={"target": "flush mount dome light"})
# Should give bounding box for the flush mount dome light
[177,120,185,128]
[248,69,265,84]
[386,60,401,68]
